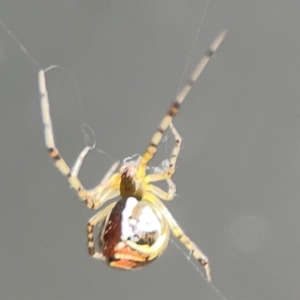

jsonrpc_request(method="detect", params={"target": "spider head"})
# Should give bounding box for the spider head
[119,154,141,176]
[119,155,143,200]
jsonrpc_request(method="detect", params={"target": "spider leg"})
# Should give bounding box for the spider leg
[88,165,122,209]
[166,178,176,198]
[39,69,121,209]
[143,121,180,201]
[167,122,181,177]
[72,148,121,209]
[145,183,175,201]
[148,158,177,200]
[71,146,93,177]
[87,201,117,256]
[144,192,211,282]
[71,143,120,180]
[137,31,227,178]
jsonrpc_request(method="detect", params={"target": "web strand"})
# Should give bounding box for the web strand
[0,17,230,300]
[0,19,109,159]
[171,239,231,300]
[169,2,232,298]
[175,0,211,97]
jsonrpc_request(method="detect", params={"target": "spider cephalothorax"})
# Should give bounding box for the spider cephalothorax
[119,161,144,200]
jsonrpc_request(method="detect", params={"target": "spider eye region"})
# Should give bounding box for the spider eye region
[99,197,169,269]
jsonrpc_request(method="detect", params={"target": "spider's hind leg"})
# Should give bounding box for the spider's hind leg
[146,193,211,282]
[87,201,117,256]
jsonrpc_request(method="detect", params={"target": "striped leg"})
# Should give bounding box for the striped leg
[87,201,117,256]
[144,192,211,282]
[145,122,181,201]
[39,69,121,209]
[137,30,227,178]
[71,147,122,209]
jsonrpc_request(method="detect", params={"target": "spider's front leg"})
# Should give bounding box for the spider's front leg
[145,122,181,200]
[39,69,121,209]
[138,30,226,184]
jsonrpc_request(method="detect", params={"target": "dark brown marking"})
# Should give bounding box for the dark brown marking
[206,49,214,57]
[198,258,208,266]
[100,200,124,258]
[173,102,180,109]
[168,103,180,117]
[187,78,194,86]
[168,108,177,117]
[108,257,120,262]
[136,231,158,246]
[52,154,60,161]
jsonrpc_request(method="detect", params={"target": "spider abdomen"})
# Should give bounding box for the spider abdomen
[99,197,169,269]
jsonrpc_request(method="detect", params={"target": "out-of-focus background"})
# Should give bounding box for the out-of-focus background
[0,1,299,299]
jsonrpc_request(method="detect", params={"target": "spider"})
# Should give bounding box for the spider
[39,30,226,282]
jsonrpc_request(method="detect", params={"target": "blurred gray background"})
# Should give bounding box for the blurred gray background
[0,0,299,299]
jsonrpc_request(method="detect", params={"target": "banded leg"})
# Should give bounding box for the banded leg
[87,201,117,256]
[71,146,122,210]
[144,122,181,200]
[137,30,227,178]
[39,69,121,209]
[144,192,211,282]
